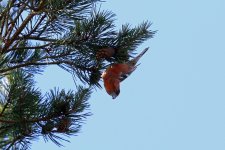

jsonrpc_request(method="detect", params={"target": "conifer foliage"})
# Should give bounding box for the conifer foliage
[0,0,156,149]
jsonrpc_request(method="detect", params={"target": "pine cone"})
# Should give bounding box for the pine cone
[96,47,116,60]
[56,117,71,133]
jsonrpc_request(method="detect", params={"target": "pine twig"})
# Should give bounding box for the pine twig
[0,100,10,117]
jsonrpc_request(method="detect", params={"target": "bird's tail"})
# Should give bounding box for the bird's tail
[129,47,149,65]
[119,47,149,82]
[136,47,149,60]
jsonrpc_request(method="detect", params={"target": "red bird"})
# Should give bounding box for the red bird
[101,47,149,99]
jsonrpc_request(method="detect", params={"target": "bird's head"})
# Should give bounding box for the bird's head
[111,89,120,99]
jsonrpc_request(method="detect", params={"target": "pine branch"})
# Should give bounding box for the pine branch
[0,100,9,117]
[0,59,93,74]
[0,70,92,149]
[7,43,51,52]
[5,3,26,41]
[113,21,156,62]
[16,36,57,42]
[2,12,37,53]
[25,14,47,37]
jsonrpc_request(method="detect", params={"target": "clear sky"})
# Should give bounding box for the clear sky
[32,0,225,150]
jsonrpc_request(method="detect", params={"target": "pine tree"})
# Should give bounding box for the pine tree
[0,0,156,149]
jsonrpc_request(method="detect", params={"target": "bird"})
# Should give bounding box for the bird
[101,47,149,99]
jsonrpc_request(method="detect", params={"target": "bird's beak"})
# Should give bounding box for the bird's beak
[111,93,118,99]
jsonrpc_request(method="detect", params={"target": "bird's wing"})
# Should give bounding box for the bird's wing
[119,66,137,82]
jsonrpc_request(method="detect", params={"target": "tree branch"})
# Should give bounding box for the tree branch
[0,100,10,117]
[2,11,37,53]
[0,108,88,124]
[15,35,57,42]
[0,59,92,74]
[7,43,51,52]
[27,14,47,36]
[0,12,6,37]
[6,4,26,40]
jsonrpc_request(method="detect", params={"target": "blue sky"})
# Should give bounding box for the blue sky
[32,0,225,150]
